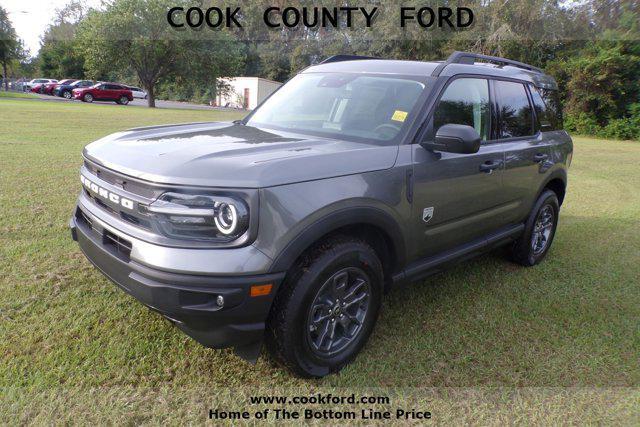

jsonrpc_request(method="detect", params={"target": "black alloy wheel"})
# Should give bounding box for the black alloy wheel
[305,267,371,357]
[531,205,554,255]
[510,189,560,266]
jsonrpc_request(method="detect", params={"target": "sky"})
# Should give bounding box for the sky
[2,0,100,56]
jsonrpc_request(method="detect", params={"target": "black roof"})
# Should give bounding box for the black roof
[305,53,557,90]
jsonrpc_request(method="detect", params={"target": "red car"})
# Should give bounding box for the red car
[72,83,133,105]
[42,79,76,95]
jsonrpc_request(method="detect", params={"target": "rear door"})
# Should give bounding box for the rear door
[492,80,553,224]
[103,84,120,100]
[411,77,506,259]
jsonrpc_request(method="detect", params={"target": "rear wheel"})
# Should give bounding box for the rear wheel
[62,90,72,99]
[510,190,559,266]
[118,96,129,105]
[265,236,383,378]
[83,93,93,103]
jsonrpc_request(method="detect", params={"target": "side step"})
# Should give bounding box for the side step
[392,223,524,286]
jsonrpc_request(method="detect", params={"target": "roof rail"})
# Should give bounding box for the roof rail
[431,51,543,77]
[320,54,379,64]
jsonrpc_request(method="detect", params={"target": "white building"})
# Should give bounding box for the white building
[216,77,282,110]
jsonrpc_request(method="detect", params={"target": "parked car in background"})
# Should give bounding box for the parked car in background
[73,83,133,105]
[10,78,28,91]
[55,80,95,99]
[42,79,76,95]
[24,78,57,91]
[125,86,148,99]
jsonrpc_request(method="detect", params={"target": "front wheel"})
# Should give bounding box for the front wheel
[266,236,383,378]
[83,93,93,103]
[510,190,559,266]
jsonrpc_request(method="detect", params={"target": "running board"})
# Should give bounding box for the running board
[392,223,524,286]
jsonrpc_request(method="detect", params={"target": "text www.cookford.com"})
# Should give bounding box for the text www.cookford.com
[249,393,390,405]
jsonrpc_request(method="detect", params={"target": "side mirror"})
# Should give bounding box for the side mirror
[421,124,481,154]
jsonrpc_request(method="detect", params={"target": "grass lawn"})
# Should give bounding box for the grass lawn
[0,91,39,99]
[1,99,638,424]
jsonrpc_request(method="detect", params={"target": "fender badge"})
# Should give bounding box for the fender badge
[422,207,434,223]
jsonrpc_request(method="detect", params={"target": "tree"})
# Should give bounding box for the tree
[77,0,244,107]
[39,0,88,78]
[0,5,26,90]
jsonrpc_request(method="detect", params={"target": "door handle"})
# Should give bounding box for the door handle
[534,153,549,162]
[479,160,502,173]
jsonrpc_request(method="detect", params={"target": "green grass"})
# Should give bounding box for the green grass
[0,91,39,99]
[1,99,638,424]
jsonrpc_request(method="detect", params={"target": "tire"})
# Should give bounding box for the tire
[265,236,383,378]
[83,93,93,103]
[118,96,129,105]
[63,90,72,99]
[510,189,560,266]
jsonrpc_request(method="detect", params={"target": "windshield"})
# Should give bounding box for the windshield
[246,73,427,143]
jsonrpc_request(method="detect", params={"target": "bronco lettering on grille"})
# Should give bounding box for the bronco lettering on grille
[81,175,134,210]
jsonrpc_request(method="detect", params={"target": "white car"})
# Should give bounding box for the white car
[126,86,148,99]
[24,78,58,91]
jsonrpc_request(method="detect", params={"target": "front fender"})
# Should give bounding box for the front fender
[268,204,407,273]
[254,170,410,274]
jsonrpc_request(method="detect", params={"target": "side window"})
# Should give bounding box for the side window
[494,80,534,138]
[529,84,553,131]
[537,87,563,130]
[433,78,490,141]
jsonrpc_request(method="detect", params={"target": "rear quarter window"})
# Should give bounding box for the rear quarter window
[532,86,563,130]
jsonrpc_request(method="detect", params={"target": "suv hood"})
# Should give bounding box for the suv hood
[83,122,398,188]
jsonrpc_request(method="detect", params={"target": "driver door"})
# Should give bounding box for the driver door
[410,77,507,259]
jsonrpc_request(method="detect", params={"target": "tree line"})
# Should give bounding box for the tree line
[1,0,639,140]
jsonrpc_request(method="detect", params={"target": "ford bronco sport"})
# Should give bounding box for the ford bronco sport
[70,52,572,377]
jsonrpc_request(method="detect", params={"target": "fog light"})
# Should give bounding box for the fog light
[216,295,224,307]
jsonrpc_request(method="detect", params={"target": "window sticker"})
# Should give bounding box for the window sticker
[391,110,408,122]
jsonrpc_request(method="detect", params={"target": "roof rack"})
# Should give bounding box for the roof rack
[431,51,543,77]
[320,54,379,64]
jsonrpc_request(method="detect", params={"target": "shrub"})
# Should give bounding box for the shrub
[598,118,639,140]
[565,112,600,135]
[565,107,640,141]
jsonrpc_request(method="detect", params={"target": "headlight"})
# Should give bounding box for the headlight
[144,192,249,242]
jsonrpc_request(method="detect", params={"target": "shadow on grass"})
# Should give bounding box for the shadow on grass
[329,214,639,387]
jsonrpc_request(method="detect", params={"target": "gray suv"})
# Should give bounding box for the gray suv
[70,52,572,377]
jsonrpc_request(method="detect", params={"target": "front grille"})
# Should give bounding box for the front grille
[81,172,153,231]
[103,229,132,260]
[83,159,158,199]
[76,207,132,262]
[84,188,117,215]
[76,207,97,236]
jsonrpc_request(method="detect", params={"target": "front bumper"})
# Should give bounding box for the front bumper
[70,209,285,361]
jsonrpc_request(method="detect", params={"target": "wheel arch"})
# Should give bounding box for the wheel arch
[268,207,407,291]
[538,169,567,206]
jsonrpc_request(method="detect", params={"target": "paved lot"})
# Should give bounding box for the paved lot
[30,92,241,111]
